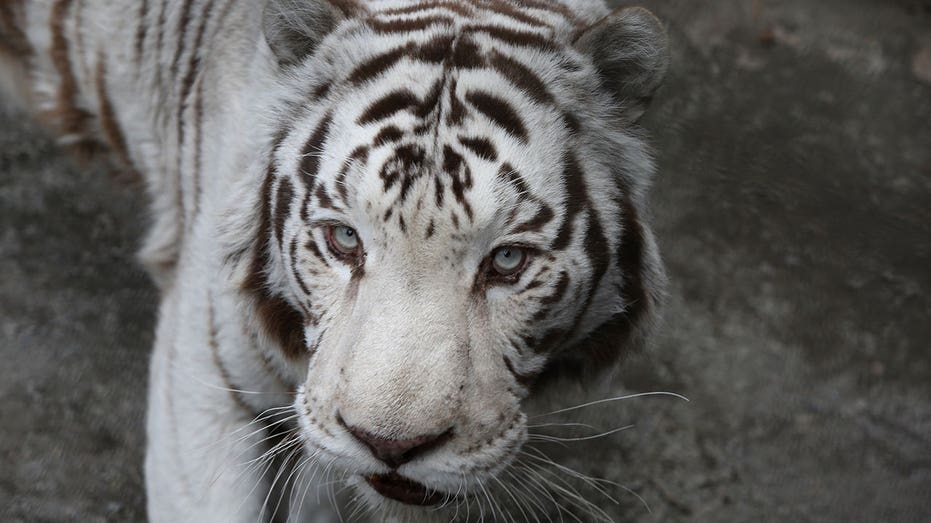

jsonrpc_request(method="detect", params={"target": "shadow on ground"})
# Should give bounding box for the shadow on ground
[1,0,929,521]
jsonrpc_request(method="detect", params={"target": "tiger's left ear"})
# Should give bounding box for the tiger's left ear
[574,7,669,122]
[263,0,358,66]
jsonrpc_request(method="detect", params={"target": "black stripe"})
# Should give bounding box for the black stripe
[465,91,528,142]
[459,136,498,161]
[358,89,419,125]
[299,113,334,189]
[466,24,558,52]
[489,51,554,105]
[551,153,586,250]
[368,15,453,34]
[381,1,471,16]
[289,236,312,296]
[133,0,149,64]
[274,177,293,247]
[336,146,369,205]
[170,0,196,81]
[374,126,404,146]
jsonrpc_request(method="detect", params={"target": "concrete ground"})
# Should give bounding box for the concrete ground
[1,0,929,521]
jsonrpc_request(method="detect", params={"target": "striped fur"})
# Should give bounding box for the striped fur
[1,0,668,520]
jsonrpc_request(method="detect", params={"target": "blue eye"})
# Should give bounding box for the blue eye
[327,225,362,258]
[491,247,527,276]
[333,226,358,250]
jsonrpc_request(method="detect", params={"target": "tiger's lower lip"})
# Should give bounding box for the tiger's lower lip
[365,472,447,506]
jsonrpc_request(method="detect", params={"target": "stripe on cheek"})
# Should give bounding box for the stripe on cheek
[336,145,369,205]
[243,141,308,362]
[616,196,648,330]
[273,177,293,247]
[551,153,586,250]
[299,113,334,221]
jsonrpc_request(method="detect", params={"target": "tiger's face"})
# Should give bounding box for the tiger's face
[239,0,668,512]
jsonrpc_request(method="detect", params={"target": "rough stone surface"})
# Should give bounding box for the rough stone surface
[1,0,929,521]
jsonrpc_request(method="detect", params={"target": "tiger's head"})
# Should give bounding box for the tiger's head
[228,0,668,515]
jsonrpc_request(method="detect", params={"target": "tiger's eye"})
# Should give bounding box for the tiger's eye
[491,247,526,276]
[328,225,360,254]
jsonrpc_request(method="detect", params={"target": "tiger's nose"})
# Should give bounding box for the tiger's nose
[338,414,453,468]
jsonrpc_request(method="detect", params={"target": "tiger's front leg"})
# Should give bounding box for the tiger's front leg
[144,287,276,522]
[144,255,342,522]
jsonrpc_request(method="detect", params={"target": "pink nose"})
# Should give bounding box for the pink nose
[338,414,453,468]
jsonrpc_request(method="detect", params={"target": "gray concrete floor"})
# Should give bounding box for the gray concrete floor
[2,0,930,521]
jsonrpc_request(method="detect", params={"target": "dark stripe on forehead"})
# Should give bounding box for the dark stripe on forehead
[465,24,558,51]
[459,136,498,161]
[513,0,580,24]
[468,0,550,28]
[358,89,419,125]
[497,163,528,194]
[446,79,466,125]
[381,1,472,16]
[443,146,474,220]
[348,47,407,85]
[380,144,426,201]
[347,35,452,85]
[488,51,554,105]
[374,125,404,146]
[450,36,484,69]
[420,79,445,118]
[511,203,555,234]
[368,15,453,34]
[465,91,528,142]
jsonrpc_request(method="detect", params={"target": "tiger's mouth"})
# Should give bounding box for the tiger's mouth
[365,472,448,506]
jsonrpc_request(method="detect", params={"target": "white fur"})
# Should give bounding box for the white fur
[2,0,668,520]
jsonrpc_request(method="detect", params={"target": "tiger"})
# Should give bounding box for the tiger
[1,0,669,520]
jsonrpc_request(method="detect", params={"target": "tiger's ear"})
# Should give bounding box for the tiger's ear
[574,7,669,122]
[263,0,354,66]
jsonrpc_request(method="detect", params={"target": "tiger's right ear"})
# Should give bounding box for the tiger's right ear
[263,0,356,66]
[574,7,669,123]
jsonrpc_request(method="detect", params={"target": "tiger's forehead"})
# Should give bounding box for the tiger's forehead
[265,0,615,263]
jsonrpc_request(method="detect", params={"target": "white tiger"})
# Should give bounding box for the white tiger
[1,0,668,520]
